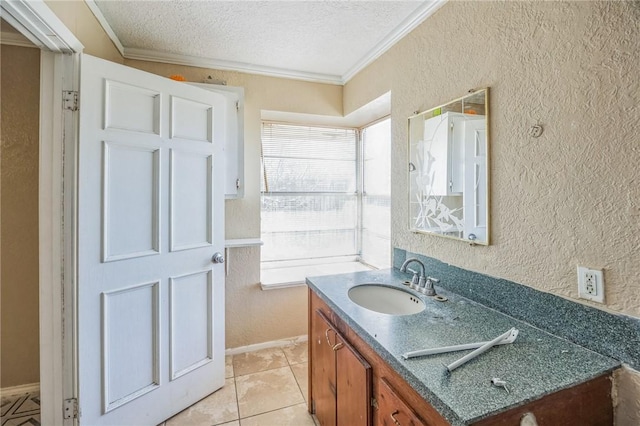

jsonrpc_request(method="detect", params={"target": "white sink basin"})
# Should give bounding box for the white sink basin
[348,284,425,315]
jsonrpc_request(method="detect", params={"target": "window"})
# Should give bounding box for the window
[261,120,390,286]
[361,119,391,268]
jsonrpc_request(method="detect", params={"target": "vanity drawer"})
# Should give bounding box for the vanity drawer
[376,377,426,426]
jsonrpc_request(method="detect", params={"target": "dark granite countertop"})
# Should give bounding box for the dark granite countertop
[306,268,620,425]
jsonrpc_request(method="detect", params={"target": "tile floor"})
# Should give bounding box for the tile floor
[1,392,41,426]
[0,342,312,426]
[164,341,315,426]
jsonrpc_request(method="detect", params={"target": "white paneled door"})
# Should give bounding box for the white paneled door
[78,55,226,425]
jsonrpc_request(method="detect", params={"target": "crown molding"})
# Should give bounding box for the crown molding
[0,31,37,48]
[86,0,447,85]
[123,47,344,85]
[86,2,341,84]
[1,0,83,53]
[341,0,447,84]
[85,0,124,56]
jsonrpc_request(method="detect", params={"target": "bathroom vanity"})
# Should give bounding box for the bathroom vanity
[307,269,619,425]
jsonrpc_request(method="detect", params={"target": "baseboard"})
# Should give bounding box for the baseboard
[225,335,308,356]
[1,382,40,397]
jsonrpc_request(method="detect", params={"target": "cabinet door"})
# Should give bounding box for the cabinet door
[336,334,372,426]
[376,377,426,426]
[187,82,244,198]
[311,310,337,426]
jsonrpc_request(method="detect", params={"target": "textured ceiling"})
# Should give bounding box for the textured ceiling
[94,0,432,82]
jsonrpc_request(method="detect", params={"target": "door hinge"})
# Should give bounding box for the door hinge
[235,101,239,111]
[236,178,240,190]
[63,398,78,419]
[371,397,378,409]
[63,91,79,111]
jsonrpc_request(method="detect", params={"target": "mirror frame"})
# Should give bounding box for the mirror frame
[407,88,490,245]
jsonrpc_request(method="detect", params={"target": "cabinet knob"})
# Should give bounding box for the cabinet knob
[325,328,332,346]
[390,410,401,426]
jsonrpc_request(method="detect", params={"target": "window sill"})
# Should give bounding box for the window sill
[260,281,307,290]
[260,261,374,290]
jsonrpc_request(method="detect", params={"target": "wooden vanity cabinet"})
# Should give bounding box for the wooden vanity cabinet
[309,288,614,426]
[311,308,371,426]
[309,289,449,426]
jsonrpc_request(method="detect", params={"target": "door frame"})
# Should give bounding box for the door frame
[1,1,83,424]
[39,50,80,426]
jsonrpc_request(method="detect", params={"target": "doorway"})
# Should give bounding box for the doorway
[0,19,43,425]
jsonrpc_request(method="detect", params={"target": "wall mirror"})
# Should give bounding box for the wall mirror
[408,88,489,244]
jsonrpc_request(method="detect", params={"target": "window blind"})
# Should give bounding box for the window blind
[261,123,356,193]
[261,123,357,262]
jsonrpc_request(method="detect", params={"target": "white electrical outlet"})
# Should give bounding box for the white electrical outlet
[577,266,605,303]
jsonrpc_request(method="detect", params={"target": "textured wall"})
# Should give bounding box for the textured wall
[344,0,640,422]
[348,0,640,320]
[125,59,342,347]
[343,54,392,116]
[1,45,41,387]
[45,0,123,63]
[223,247,308,349]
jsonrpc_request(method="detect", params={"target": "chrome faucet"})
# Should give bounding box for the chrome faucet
[400,258,426,289]
[400,258,439,296]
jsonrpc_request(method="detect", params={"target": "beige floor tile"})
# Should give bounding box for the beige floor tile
[233,347,288,376]
[226,355,234,378]
[236,366,304,418]
[240,403,315,426]
[219,422,240,426]
[166,378,239,426]
[290,362,309,402]
[282,342,308,365]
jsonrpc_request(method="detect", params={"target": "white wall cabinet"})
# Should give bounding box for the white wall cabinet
[421,111,467,196]
[190,83,245,199]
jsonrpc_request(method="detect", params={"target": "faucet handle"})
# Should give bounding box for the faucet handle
[410,273,420,289]
[417,275,427,288]
[420,276,439,296]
